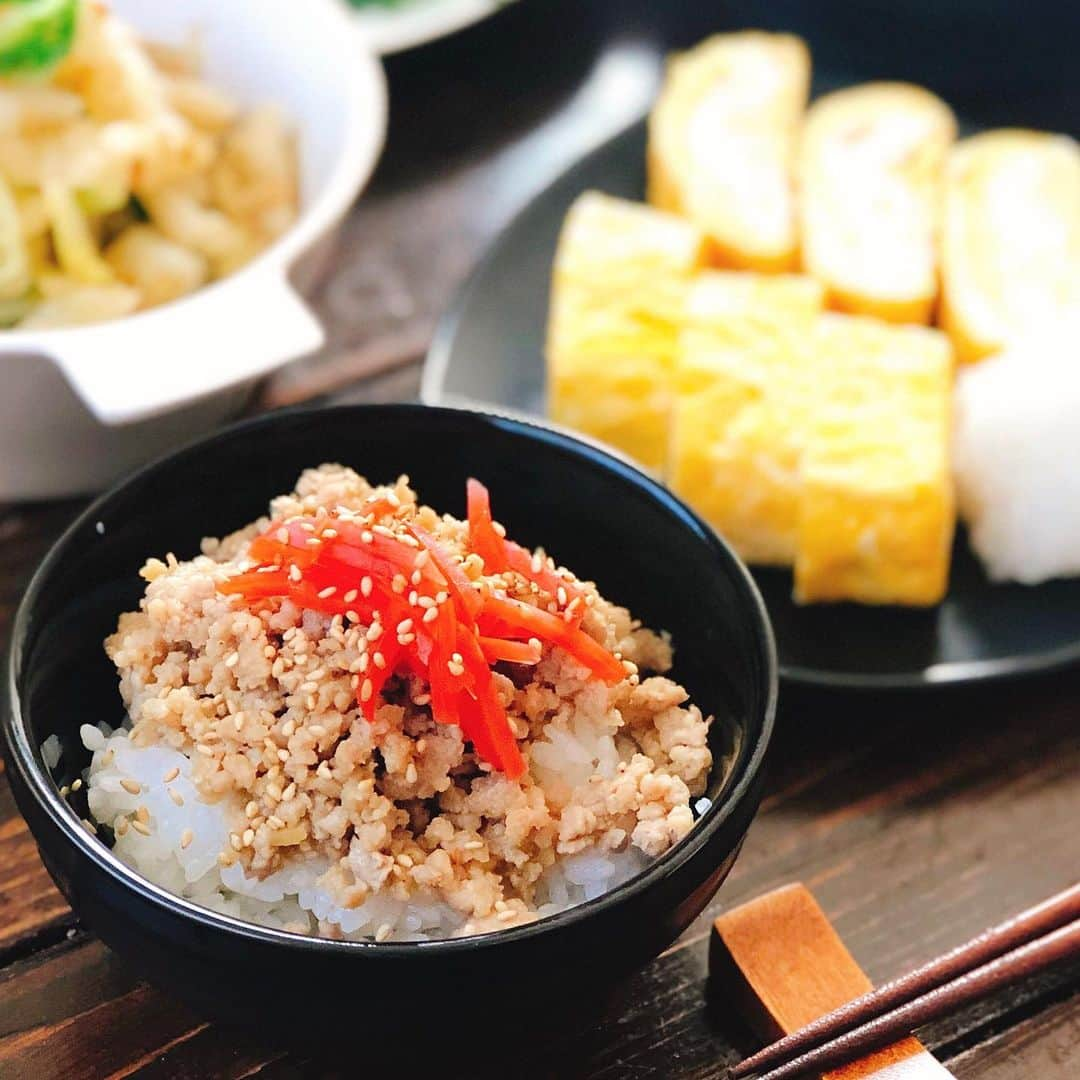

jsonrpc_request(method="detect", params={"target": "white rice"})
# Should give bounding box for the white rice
[83,723,651,941]
[954,319,1080,584]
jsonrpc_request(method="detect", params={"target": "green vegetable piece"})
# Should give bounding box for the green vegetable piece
[0,0,79,76]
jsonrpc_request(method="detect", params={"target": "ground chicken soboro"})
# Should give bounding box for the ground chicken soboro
[104,465,713,938]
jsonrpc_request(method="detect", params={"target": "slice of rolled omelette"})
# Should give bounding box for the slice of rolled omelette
[648,32,810,272]
[668,272,824,564]
[547,192,707,470]
[941,129,1080,363]
[799,82,956,324]
[794,315,955,606]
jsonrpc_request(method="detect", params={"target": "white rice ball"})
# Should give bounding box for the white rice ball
[953,320,1080,584]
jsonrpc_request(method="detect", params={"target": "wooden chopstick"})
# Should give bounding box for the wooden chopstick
[733,882,1080,1079]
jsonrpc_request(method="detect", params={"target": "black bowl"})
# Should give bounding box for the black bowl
[2,404,775,1039]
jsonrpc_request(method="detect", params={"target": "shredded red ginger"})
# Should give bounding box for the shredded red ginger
[219,479,626,779]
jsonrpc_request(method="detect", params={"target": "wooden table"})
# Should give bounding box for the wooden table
[2,5,1078,1076]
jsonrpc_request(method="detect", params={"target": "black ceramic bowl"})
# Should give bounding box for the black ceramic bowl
[2,404,775,1040]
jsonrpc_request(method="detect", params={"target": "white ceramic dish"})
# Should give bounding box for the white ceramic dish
[1,0,387,499]
[349,0,515,56]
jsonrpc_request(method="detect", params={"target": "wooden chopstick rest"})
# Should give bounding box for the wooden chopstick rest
[711,883,955,1079]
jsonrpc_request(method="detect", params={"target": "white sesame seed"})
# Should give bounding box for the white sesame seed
[71,778,83,792]
[375,923,393,943]
[361,531,373,544]
[366,624,383,642]
[346,610,360,623]
[397,633,416,646]
[405,763,418,784]
[130,819,150,836]
[360,679,373,702]
[225,651,240,668]
[373,652,386,670]
[422,607,439,623]
[289,565,303,583]
[343,589,358,604]
[169,789,184,807]
[277,748,290,763]
[281,719,296,737]
[317,586,337,599]
[410,570,422,586]
[397,618,414,634]
[243,828,255,847]
[120,778,142,795]
[180,828,194,849]
[309,725,326,737]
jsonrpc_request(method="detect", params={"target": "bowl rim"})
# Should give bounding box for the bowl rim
[0,0,387,348]
[3,403,777,958]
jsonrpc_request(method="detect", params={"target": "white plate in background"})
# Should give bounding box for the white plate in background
[347,0,516,55]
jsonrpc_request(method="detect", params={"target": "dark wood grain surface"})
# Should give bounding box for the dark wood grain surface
[2,4,1078,1076]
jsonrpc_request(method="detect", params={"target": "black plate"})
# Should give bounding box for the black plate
[423,119,1080,689]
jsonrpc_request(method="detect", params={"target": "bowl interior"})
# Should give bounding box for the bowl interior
[12,406,773,927]
[110,0,370,210]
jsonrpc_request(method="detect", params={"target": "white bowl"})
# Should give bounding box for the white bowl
[1,0,387,499]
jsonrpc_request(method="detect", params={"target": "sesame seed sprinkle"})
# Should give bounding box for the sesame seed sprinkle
[180,828,194,849]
